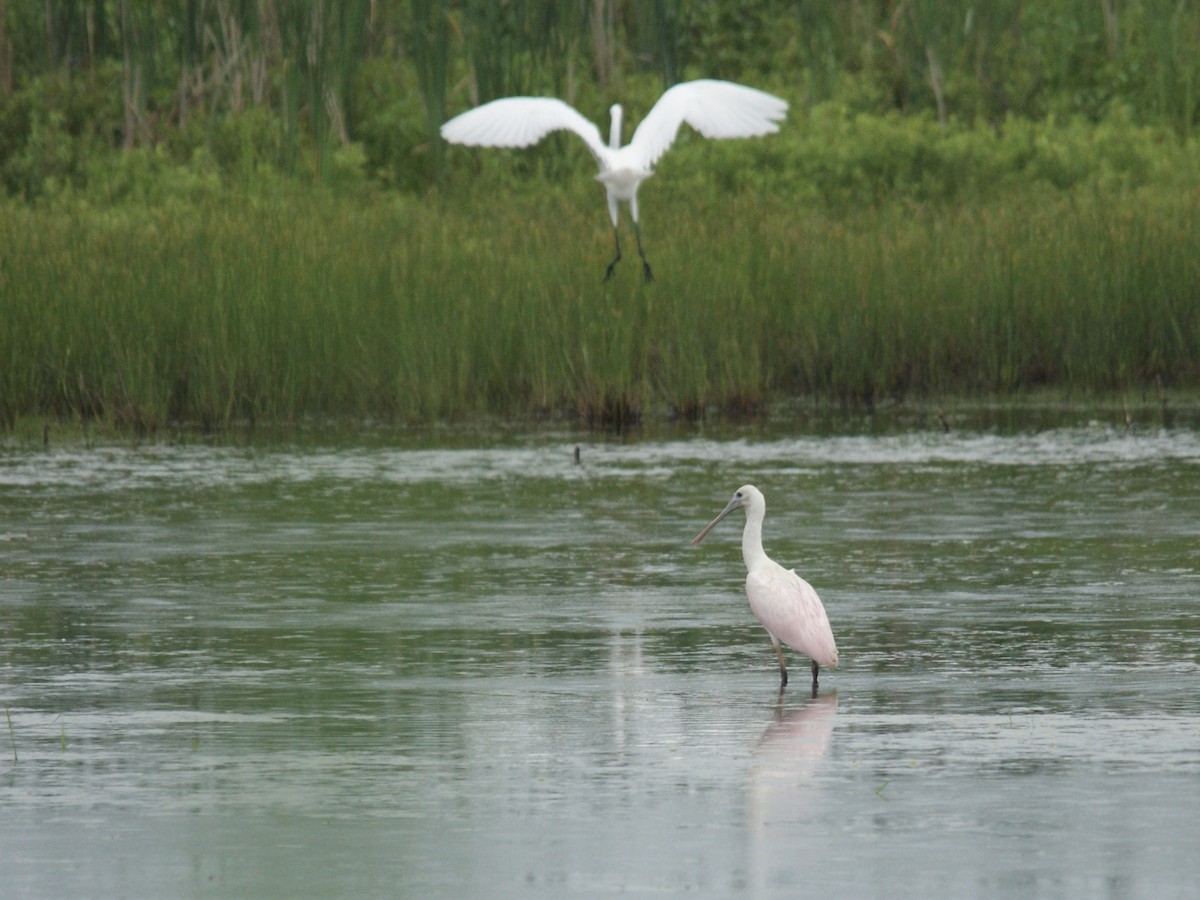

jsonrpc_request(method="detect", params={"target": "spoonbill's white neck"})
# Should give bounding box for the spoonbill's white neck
[608,104,623,149]
[740,498,769,571]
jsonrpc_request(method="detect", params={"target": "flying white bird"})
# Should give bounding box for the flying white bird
[440,79,788,282]
[692,485,838,691]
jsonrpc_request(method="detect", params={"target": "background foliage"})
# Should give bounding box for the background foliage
[2,1,1200,200]
[2,2,1199,431]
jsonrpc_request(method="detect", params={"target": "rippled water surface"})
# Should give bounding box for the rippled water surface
[3,420,1199,897]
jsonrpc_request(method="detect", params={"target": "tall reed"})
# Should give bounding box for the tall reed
[2,180,1197,431]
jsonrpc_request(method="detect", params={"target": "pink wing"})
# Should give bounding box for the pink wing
[746,565,838,668]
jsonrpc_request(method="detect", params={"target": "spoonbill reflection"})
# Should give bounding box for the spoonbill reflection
[440,79,788,282]
[692,485,838,690]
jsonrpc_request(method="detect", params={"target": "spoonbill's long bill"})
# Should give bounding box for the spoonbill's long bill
[692,485,838,691]
[440,79,788,282]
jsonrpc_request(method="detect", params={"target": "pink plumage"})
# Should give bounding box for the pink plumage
[692,485,838,688]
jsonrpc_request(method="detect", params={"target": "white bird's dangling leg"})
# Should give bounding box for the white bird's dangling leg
[603,194,622,283]
[604,227,622,282]
[773,641,789,687]
[629,194,653,283]
[633,220,654,283]
[811,660,820,697]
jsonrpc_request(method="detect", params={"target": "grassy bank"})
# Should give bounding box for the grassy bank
[3,172,1198,432]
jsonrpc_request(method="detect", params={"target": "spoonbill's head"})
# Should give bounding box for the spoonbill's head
[691,484,762,546]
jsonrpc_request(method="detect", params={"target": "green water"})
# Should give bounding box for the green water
[2,421,1198,897]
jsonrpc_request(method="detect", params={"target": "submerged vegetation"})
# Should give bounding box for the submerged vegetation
[2,2,1200,430]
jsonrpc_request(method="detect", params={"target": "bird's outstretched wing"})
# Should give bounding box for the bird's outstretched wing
[441,97,607,163]
[628,79,788,169]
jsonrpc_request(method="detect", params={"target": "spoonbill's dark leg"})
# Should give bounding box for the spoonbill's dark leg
[604,228,622,282]
[811,660,820,694]
[633,221,654,283]
[773,643,789,687]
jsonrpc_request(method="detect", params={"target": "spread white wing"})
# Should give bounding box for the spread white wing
[440,97,607,164]
[628,79,788,169]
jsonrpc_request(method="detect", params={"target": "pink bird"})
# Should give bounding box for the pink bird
[692,485,838,691]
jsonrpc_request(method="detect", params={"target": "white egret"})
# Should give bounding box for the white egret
[440,79,788,282]
[692,485,838,690]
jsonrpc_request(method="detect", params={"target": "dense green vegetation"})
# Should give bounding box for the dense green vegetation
[2,2,1199,430]
[5,176,1197,431]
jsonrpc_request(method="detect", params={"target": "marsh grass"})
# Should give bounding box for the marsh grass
[2,180,1198,432]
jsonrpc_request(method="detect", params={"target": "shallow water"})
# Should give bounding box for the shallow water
[2,422,1199,897]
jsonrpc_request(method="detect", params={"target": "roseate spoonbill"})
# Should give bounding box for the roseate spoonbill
[440,80,788,282]
[692,485,838,690]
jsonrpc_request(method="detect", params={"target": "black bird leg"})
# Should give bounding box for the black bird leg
[604,228,622,282]
[633,221,654,283]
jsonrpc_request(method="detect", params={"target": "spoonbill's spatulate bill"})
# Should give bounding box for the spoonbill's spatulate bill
[692,485,838,690]
[440,79,788,283]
